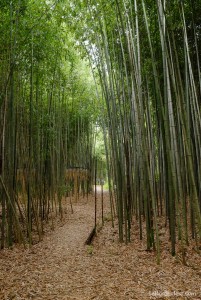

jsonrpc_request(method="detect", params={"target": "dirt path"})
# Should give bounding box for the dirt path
[0,193,110,300]
[0,192,201,300]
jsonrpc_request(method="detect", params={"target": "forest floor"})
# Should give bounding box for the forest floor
[0,188,201,300]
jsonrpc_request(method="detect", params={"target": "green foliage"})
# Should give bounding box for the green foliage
[69,0,201,260]
[0,0,101,247]
[94,127,107,180]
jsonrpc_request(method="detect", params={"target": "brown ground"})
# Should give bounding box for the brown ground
[0,189,201,300]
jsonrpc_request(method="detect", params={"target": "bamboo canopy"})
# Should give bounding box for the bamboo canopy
[0,0,201,261]
[70,0,201,261]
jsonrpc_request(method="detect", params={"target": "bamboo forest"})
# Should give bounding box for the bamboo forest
[0,0,201,299]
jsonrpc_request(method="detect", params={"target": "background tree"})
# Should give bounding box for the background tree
[0,0,100,248]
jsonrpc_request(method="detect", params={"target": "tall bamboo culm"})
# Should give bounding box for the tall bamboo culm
[73,0,201,261]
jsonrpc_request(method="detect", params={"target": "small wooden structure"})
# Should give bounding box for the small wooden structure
[65,167,90,201]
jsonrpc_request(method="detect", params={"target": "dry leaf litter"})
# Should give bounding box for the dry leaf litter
[0,188,201,300]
